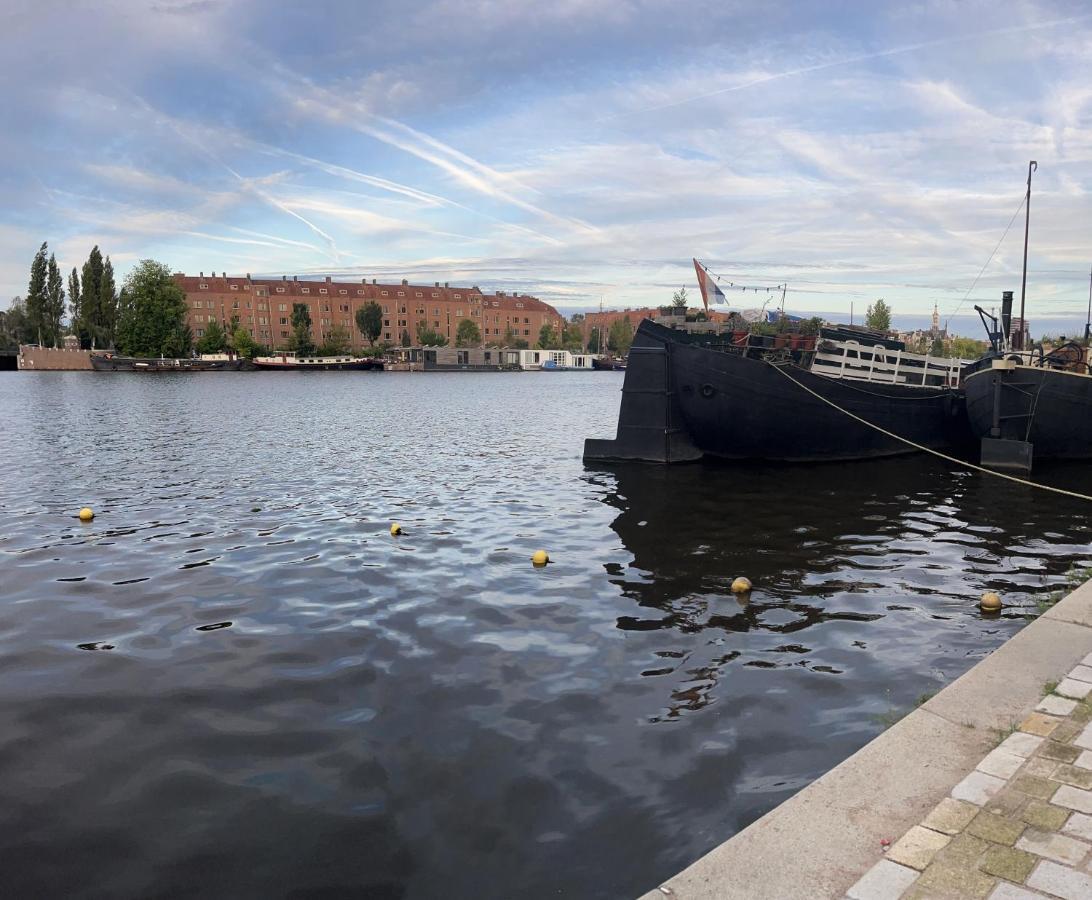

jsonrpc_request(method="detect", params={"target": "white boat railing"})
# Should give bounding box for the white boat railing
[810,340,970,389]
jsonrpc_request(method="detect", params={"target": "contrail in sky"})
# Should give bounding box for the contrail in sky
[614,14,1092,118]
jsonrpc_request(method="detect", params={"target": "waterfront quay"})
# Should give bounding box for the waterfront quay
[646,579,1092,900]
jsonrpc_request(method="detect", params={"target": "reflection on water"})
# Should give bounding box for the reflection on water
[0,371,1089,899]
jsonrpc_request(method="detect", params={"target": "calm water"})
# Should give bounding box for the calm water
[1,371,1090,899]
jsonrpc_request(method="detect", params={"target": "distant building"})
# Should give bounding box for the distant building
[175,273,564,350]
[898,302,949,351]
[580,306,735,349]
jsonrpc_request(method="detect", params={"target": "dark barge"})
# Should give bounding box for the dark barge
[584,319,972,464]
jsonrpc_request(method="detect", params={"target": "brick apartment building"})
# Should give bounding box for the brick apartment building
[175,273,565,351]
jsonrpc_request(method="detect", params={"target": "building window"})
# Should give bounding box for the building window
[433,320,440,328]
[199,283,208,290]
[339,289,346,295]
[415,291,422,297]
[381,290,388,296]
[230,284,238,291]
[516,302,524,308]
[415,307,425,315]
[383,319,390,327]
[276,286,285,293]
[454,293,461,299]
[259,317,268,325]
[258,303,267,311]
[302,287,310,294]
[398,319,407,327]
[319,288,327,295]
[281,330,289,338]
[196,328,205,336]
[492,301,499,307]
[232,301,239,309]
[384,331,391,340]
[206,300,215,308]
[340,304,349,312]
[397,291,405,297]
[357,289,364,295]
[279,317,288,325]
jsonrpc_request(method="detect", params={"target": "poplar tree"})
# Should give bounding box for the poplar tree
[45,254,65,347]
[100,256,117,346]
[68,267,84,347]
[25,243,48,345]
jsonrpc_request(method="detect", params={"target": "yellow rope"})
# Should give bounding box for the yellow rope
[768,363,1092,503]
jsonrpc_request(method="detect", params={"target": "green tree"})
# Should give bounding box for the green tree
[232,327,258,359]
[607,316,634,355]
[416,320,447,346]
[195,319,226,354]
[930,336,944,357]
[114,259,191,357]
[355,301,382,345]
[502,324,516,346]
[288,302,314,355]
[25,242,48,345]
[99,256,117,346]
[949,336,987,359]
[537,323,558,349]
[0,297,32,350]
[400,328,411,347]
[562,322,584,351]
[45,253,65,347]
[455,318,481,347]
[865,298,892,332]
[320,323,351,355]
[79,247,118,348]
[588,325,602,353]
[672,286,689,310]
[68,267,85,347]
[513,337,529,350]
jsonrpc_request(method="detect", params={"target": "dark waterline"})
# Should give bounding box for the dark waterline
[0,371,1089,899]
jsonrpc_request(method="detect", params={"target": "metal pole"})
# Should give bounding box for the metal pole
[1017,160,1037,350]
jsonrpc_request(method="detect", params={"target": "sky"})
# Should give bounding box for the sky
[3,0,1092,329]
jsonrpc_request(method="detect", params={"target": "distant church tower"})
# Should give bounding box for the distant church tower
[931,302,940,336]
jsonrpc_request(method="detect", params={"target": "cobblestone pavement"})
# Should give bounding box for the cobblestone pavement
[846,655,1092,899]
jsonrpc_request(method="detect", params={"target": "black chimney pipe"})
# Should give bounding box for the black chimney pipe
[1001,290,1013,346]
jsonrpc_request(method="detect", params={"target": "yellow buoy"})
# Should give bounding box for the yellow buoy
[390,523,402,536]
[731,576,752,594]
[532,550,550,567]
[980,591,1002,613]
[78,507,95,522]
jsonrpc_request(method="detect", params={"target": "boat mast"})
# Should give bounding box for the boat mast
[1017,160,1037,350]
[1085,265,1091,344]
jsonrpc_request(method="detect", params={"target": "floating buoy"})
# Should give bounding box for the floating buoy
[78,507,95,522]
[390,523,402,536]
[532,550,550,567]
[980,591,1002,613]
[731,576,752,594]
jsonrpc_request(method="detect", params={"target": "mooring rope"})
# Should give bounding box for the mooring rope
[767,362,1092,502]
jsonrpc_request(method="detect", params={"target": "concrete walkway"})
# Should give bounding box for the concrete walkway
[642,580,1092,900]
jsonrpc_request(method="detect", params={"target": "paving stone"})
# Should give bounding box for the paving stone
[847,859,920,900]
[1020,712,1061,737]
[1063,811,1092,841]
[1027,859,1092,899]
[1082,652,1092,668]
[988,788,1031,818]
[922,798,979,836]
[1074,750,1092,770]
[968,810,1027,846]
[1016,828,1091,866]
[1054,720,1085,743]
[1038,695,1079,716]
[980,844,1037,882]
[1010,774,1060,801]
[1073,702,1092,724]
[978,747,1030,780]
[887,825,951,870]
[1021,800,1070,831]
[1000,733,1046,758]
[1075,723,1092,751]
[904,861,995,899]
[953,771,1008,806]
[1052,784,1092,814]
[987,884,1052,899]
[1040,741,1081,763]
[933,832,990,867]
[1054,764,1092,790]
[1067,665,1092,684]
[1023,758,1059,778]
[1057,679,1092,700]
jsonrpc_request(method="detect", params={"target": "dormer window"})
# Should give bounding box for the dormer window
[381,290,389,296]
[432,292,439,298]
[199,283,208,290]
[339,289,347,295]
[516,302,524,308]
[397,291,405,297]
[454,293,461,299]
[356,289,364,295]
[276,287,285,293]
[230,284,238,290]
[319,288,328,295]
[301,288,310,294]
[415,291,423,297]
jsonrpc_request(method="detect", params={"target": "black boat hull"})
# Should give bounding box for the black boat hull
[91,355,239,372]
[964,362,1092,460]
[584,319,970,463]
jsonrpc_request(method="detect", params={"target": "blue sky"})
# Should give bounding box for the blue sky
[3,0,1092,326]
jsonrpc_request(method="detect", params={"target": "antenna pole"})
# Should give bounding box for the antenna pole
[1017,159,1037,350]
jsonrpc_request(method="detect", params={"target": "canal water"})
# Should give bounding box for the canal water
[1,370,1090,899]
